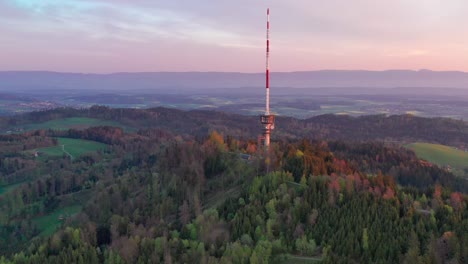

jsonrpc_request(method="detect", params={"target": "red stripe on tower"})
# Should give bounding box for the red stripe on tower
[266,69,270,88]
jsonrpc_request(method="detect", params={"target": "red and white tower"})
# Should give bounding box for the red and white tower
[260,8,275,148]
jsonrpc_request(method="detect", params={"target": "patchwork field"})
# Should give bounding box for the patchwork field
[406,142,468,177]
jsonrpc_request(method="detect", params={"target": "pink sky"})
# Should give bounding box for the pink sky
[1,0,468,73]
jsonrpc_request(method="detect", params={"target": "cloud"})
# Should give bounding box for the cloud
[2,0,255,47]
[2,0,468,72]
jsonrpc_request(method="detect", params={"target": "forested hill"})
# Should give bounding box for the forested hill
[303,114,468,147]
[2,106,467,148]
[0,127,466,263]
[0,106,466,263]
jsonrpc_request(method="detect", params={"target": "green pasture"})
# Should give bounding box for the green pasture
[406,142,468,176]
[37,137,107,159]
[33,205,82,236]
[0,183,22,196]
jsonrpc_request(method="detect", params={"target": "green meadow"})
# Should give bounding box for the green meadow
[0,183,23,196]
[38,137,107,159]
[33,205,82,237]
[406,142,468,176]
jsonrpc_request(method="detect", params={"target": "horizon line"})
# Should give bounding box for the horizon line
[1,69,468,75]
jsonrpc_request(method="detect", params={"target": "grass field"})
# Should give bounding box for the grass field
[38,137,107,159]
[22,117,122,131]
[33,205,82,236]
[0,183,22,196]
[406,143,468,176]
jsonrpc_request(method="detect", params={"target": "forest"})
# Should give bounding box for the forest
[0,107,466,263]
[1,106,467,148]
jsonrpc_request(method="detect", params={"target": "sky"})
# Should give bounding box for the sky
[1,0,468,73]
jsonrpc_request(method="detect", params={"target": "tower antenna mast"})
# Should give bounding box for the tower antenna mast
[260,8,275,148]
[266,8,270,115]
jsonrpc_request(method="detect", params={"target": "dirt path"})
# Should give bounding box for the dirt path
[289,255,322,260]
[61,145,74,160]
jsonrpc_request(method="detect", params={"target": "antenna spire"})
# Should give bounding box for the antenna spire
[266,8,270,115]
[260,8,275,148]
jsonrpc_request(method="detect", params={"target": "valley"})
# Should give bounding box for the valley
[1,91,468,120]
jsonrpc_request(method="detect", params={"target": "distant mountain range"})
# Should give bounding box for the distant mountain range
[2,70,468,93]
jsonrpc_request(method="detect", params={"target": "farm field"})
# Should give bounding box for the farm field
[33,205,82,236]
[406,142,468,177]
[0,183,22,196]
[38,137,107,159]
